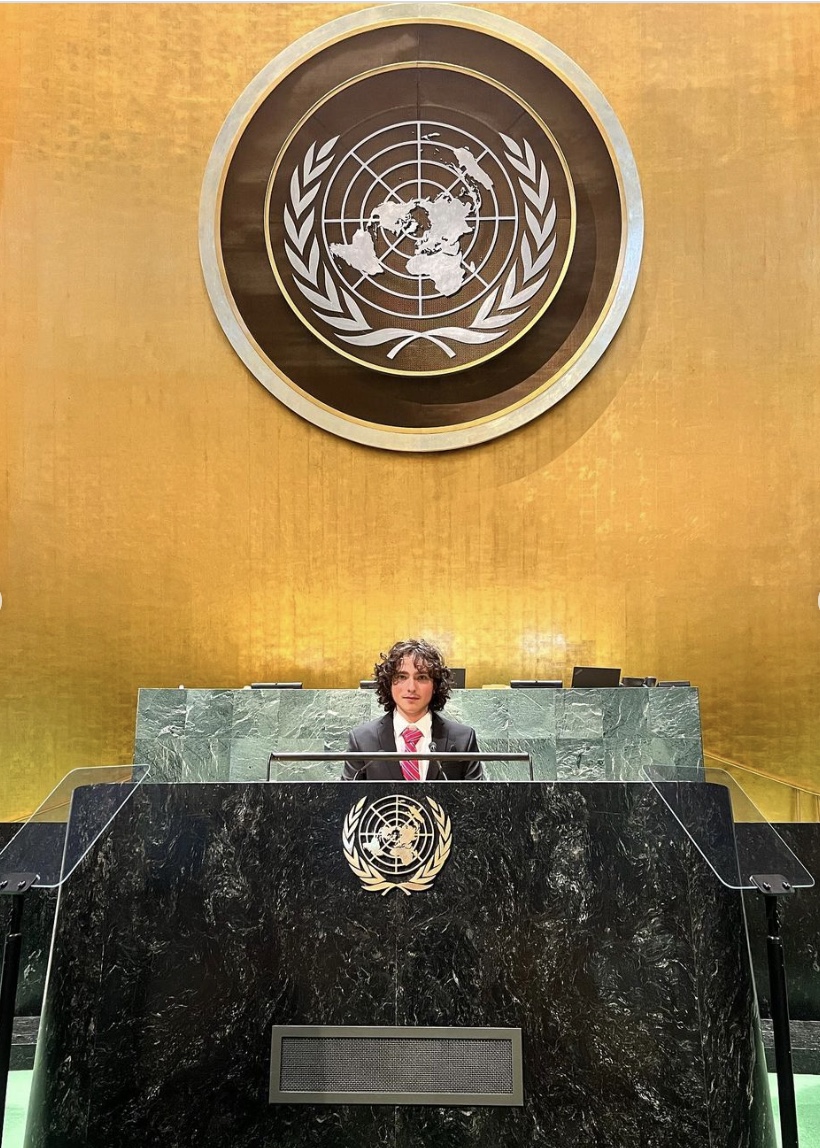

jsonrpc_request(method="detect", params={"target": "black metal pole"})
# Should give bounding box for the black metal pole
[0,892,25,1146]
[764,891,799,1148]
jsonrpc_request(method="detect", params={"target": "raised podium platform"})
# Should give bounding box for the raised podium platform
[25,780,774,1147]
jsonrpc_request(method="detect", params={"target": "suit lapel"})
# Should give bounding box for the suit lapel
[431,713,450,751]
[378,713,402,779]
[378,713,397,751]
[430,713,450,780]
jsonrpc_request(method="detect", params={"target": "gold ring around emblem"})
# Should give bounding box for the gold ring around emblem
[199,3,643,451]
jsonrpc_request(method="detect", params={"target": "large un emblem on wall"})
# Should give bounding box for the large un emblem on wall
[268,69,575,374]
[200,4,643,450]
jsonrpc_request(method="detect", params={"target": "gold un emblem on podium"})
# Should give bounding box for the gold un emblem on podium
[343,795,452,895]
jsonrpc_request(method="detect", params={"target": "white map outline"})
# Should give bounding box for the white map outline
[283,126,556,361]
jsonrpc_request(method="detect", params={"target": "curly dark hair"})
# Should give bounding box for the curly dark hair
[373,638,453,713]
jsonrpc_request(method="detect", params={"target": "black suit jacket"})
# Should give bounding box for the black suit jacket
[343,712,482,780]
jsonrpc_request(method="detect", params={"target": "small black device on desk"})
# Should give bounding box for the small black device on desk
[570,666,621,688]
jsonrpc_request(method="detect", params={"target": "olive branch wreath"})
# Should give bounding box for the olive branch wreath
[342,796,452,896]
[282,134,556,362]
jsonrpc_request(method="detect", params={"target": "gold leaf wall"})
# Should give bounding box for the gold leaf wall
[1,4,818,820]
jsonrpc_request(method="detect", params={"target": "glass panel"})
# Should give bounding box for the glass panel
[642,763,813,890]
[0,765,149,888]
[704,754,820,823]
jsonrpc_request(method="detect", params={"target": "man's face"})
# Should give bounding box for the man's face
[391,655,435,723]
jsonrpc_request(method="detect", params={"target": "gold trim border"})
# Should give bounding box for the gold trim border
[199,2,644,452]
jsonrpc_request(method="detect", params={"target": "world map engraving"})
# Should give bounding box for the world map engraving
[330,145,492,297]
[279,119,565,366]
[363,816,423,866]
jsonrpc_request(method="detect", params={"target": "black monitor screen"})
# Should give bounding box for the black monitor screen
[570,666,621,688]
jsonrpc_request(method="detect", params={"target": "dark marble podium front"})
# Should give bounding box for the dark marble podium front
[26,782,774,1148]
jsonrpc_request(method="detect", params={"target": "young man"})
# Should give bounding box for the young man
[343,638,482,780]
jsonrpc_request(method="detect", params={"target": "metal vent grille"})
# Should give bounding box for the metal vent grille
[270,1025,523,1106]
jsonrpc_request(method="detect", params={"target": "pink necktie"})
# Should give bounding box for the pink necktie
[400,727,423,781]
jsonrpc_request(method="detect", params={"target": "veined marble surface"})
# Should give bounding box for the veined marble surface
[26,781,772,1147]
[0,824,57,1018]
[135,686,704,783]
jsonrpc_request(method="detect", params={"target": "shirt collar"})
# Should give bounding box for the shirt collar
[393,709,433,742]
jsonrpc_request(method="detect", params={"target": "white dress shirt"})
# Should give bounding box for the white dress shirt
[393,709,433,780]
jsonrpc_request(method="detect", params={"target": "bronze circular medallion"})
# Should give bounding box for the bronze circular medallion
[200,4,643,451]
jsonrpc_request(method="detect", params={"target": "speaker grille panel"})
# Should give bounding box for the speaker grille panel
[270,1025,523,1106]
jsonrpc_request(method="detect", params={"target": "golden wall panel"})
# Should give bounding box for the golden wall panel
[1,4,819,819]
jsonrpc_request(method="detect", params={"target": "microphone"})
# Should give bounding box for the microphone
[430,741,449,781]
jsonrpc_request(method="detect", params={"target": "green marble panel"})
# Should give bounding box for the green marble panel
[277,689,327,739]
[133,735,188,783]
[134,687,704,785]
[183,690,233,781]
[134,688,187,780]
[135,688,187,743]
[556,739,606,780]
[556,690,604,739]
[507,688,558,738]
[324,689,373,749]
[229,689,281,783]
[473,737,520,782]
[649,736,704,775]
[135,688,233,782]
[269,738,329,783]
[509,736,556,782]
[445,690,509,737]
[647,688,702,739]
[604,740,653,782]
[602,689,649,739]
